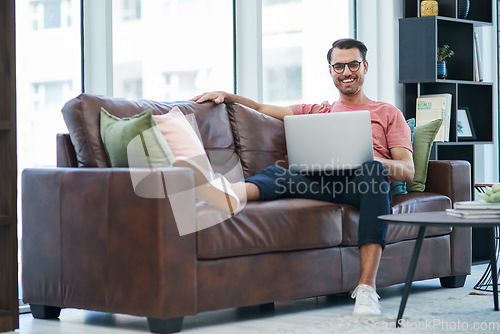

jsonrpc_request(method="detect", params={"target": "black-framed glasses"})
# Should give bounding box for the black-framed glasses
[329,60,364,74]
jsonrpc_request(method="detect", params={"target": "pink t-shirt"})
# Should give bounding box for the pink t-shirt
[290,100,413,160]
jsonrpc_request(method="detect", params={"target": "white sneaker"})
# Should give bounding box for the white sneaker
[351,284,382,316]
[172,156,240,214]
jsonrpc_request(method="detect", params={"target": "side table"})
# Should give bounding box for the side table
[473,183,500,292]
[379,211,500,328]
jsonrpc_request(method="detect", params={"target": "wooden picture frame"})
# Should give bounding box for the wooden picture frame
[456,107,476,139]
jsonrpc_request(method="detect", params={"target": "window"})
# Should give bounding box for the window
[32,81,73,112]
[161,71,199,101]
[16,0,82,302]
[265,0,300,5]
[18,0,81,167]
[263,47,302,102]
[262,0,351,104]
[122,78,143,99]
[112,0,234,101]
[120,0,142,21]
[30,0,73,31]
[113,61,143,99]
[111,0,352,102]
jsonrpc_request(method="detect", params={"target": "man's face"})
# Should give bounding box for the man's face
[329,47,368,96]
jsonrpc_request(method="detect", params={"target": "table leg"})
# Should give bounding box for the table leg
[396,225,427,328]
[489,227,499,311]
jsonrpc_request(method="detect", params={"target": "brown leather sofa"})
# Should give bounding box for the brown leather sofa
[22,93,472,333]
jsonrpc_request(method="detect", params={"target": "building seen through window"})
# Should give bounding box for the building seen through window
[19,0,81,168]
[112,0,350,105]
[30,0,73,30]
[112,0,234,101]
[262,0,350,105]
[16,0,82,300]
[120,0,142,21]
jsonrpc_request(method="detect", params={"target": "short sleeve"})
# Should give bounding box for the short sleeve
[386,107,413,153]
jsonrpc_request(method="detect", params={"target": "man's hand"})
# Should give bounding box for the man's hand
[190,91,228,104]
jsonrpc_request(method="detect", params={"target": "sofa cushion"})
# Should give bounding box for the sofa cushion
[100,108,175,167]
[340,192,452,247]
[407,118,443,192]
[227,103,288,178]
[153,107,213,173]
[62,94,237,169]
[196,199,343,259]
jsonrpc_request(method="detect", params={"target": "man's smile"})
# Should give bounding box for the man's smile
[341,77,355,84]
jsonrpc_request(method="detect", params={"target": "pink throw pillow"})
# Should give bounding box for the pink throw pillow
[153,107,213,173]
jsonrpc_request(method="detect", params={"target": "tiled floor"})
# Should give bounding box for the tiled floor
[9,263,495,333]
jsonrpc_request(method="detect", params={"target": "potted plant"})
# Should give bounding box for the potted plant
[437,44,454,79]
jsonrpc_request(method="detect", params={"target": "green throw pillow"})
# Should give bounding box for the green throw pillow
[406,118,443,192]
[100,107,175,167]
[390,118,415,196]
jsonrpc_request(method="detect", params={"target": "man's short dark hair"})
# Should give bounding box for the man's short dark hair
[326,38,368,64]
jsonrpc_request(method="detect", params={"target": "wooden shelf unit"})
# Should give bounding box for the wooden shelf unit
[400,0,495,263]
[400,0,495,170]
[0,0,18,332]
[402,81,494,144]
[403,0,493,23]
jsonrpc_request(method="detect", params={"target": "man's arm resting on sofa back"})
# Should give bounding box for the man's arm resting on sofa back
[191,91,293,120]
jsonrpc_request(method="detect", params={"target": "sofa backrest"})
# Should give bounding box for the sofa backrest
[227,104,288,177]
[61,93,288,179]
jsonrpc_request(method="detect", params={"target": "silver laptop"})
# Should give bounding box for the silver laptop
[284,111,374,172]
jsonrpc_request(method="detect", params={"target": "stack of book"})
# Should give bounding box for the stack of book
[446,201,500,219]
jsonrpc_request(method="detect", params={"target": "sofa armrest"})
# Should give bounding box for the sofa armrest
[424,160,472,276]
[56,133,78,167]
[425,160,471,204]
[22,167,197,319]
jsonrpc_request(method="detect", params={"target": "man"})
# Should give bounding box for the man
[184,38,414,316]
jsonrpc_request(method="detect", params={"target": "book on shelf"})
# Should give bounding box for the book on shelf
[473,33,479,81]
[416,93,452,142]
[473,31,483,82]
[446,201,500,219]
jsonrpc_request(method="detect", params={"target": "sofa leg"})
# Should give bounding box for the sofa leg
[259,302,275,311]
[147,317,183,334]
[30,304,62,319]
[440,275,467,288]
